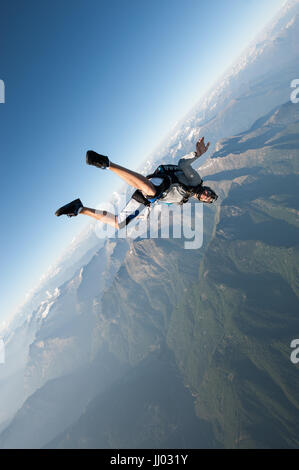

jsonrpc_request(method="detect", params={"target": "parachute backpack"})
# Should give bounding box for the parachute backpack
[146,164,195,204]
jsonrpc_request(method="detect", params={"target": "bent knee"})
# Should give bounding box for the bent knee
[144,181,157,197]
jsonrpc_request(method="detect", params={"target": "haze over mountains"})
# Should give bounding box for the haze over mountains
[0,0,298,448]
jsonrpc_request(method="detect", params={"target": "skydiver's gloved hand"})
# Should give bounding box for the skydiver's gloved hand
[195,137,210,158]
[86,150,110,169]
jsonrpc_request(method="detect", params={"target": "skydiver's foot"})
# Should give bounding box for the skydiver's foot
[55,198,83,217]
[86,150,110,169]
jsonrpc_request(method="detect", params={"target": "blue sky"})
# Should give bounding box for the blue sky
[0,0,284,322]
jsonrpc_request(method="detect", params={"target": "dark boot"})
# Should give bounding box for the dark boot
[86,150,110,169]
[55,198,83,217]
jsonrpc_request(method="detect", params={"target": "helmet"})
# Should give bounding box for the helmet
[196,185,218,204]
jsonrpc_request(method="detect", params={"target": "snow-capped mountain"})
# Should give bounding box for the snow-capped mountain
[143,0,299,170]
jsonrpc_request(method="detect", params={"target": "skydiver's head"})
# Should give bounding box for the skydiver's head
[195,186,218,204]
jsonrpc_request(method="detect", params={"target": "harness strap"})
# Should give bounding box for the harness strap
[131,189,151,206]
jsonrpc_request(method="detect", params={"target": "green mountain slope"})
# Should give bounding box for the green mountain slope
[167,102,299,448]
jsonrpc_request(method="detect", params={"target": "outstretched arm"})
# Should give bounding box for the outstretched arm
[195,136,210,158]
[178,137,210,184]
[179,136,210,167]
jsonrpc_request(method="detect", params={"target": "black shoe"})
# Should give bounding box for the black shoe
[55,198,83,217]
[86,150,110,169]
